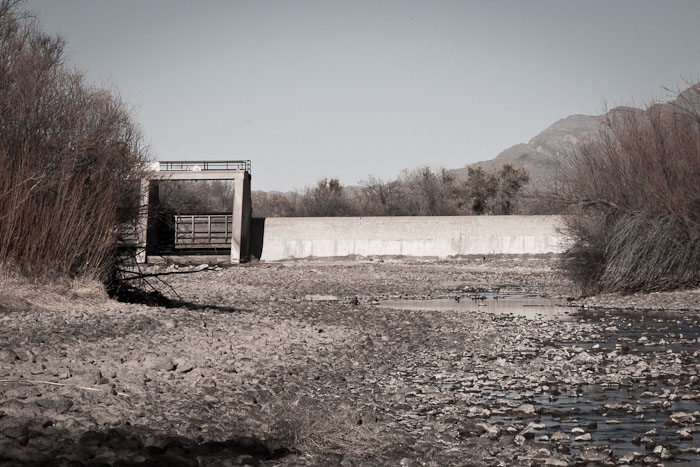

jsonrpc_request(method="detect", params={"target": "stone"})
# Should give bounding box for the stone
[653,445,672,460]
[669,412,695,425]
[516,404,537,418]
[574,433,592,442]
[173,357,195,373]
[544,458,569,466]
[142,355,175,372]
[35,396,73,414]
[577,446,611,461]
[550,432,570,443]
[0,349,19,363]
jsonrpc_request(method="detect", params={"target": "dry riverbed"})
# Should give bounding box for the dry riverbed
[1,256,700,466]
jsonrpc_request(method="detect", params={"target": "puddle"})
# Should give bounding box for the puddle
[378,295,574,320]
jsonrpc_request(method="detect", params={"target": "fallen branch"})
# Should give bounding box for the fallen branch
[116,266,215,280]
[0,378,129,397]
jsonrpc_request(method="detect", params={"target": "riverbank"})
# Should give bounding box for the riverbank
[1,257,699,466]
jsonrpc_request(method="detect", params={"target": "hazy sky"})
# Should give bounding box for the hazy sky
[25,0,700,191]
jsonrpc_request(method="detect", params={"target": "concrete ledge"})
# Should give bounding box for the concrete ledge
[258,216,568,261]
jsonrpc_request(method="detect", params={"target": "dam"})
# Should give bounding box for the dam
[253,215,567,261]
[136,161,567,263]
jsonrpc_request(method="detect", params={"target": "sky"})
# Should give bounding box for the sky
[24,0,700,192]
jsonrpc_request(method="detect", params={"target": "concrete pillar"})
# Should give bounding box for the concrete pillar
[231,172,252,263]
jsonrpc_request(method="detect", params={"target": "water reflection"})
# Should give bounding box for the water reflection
[378,295,573,320]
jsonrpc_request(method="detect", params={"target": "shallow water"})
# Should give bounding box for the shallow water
[379,296,700,463]
[378,295,574,320]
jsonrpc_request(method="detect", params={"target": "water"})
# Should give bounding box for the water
[379,296,700,463]
[378,295,574,320]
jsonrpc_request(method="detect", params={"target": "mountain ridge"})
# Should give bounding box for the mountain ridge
[451,83,699,188]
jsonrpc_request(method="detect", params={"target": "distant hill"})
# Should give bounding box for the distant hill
[450,113,606,187]
[451,83,699,188]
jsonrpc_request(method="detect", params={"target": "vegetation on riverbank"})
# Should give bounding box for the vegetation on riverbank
[0,0,146,281]
[558,85,700,294]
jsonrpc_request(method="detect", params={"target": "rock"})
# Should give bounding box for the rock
[577,446,611,462]
[653,445,672,459]
[518,424,536,440]
[458,420,487,438]
[544,458,569,466]
[1,424,29,439]
[91,409,121,427]
[173,357,195,373]
[574,433,592,442]
[550,432,570,443]
[669,412,695,426]
[516,403,537,418]
[678,429,692,440]
[0,349,19,363]
[35,396,73,414]
[392,393,406,404]
[142,355,175,372]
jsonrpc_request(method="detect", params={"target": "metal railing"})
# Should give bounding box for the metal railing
[174,214,233,248]
[159,160,251,172]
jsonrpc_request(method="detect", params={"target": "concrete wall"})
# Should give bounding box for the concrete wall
[257,215,567,261]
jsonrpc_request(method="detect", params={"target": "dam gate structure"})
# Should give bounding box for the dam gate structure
[136,160,252,264]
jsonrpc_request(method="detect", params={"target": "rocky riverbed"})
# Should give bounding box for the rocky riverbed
[1,256,700,466]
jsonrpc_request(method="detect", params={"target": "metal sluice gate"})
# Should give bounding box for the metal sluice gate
[174,214,233,249]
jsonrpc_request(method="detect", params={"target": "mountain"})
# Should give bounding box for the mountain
[451,83,700,188]
[450,113,604,187]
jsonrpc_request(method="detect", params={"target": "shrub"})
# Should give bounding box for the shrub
[558,86,700,294]
[0,0,147,280]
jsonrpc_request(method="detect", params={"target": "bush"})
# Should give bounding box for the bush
[0,1,147,280]
[558,86,700,294]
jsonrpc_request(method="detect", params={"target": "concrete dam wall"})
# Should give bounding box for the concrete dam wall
[255,215,567,261]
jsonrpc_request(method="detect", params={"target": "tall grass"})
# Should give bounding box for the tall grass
[0,1,146,280]
[558,87,700,294]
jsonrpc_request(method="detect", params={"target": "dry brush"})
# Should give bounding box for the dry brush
[558,87,700,294]
[0,0,147,280]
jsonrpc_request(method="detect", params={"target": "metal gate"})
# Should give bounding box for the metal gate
[174,214,233,249]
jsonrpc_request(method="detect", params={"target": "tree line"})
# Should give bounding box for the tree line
[252,164,533,218]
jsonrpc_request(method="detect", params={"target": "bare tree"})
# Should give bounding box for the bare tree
[0,0,147,280]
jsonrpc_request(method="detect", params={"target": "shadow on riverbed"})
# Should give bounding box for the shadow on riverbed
[0,424,290,466]
[110,286,248,314]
